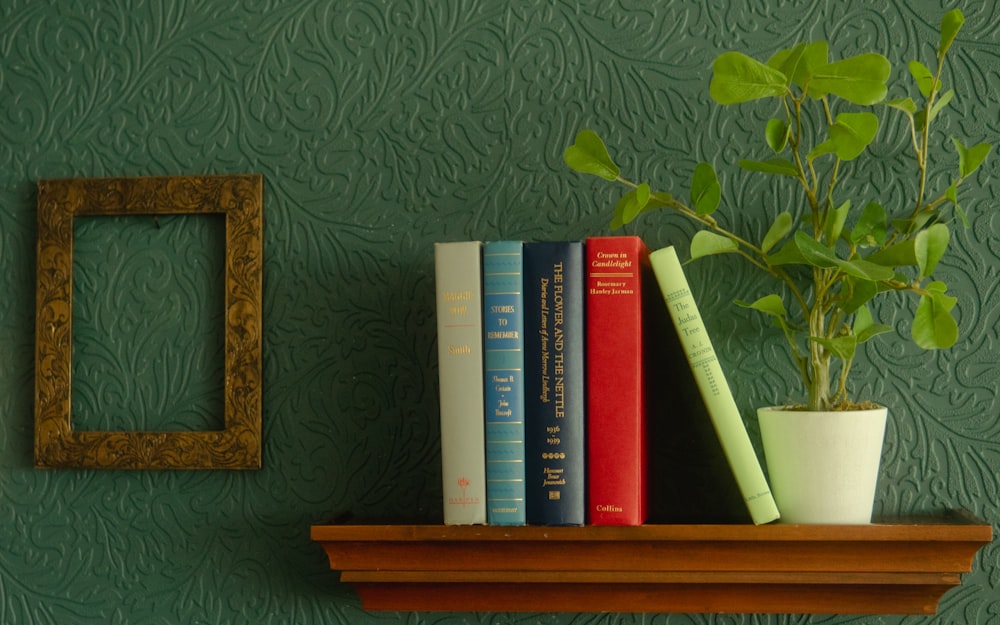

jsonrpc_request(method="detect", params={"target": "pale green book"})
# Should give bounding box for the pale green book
[434,241,487,525]
[649,245,780,525]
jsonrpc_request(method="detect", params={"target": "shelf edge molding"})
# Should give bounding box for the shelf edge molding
[310,514,992,614]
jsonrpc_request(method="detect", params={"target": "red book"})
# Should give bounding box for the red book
[585,236,652,525]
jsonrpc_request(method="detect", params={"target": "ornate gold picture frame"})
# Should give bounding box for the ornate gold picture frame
[35,175,263,469]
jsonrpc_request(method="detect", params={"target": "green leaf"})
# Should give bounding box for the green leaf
[762,212,794,253]
[852,305,892,343]
[651,191,674,205]
[613,185,651,226]
[912,282,958,349]
[840,277,878,314]
[736,294,787,317]
[945,182,958,205]
[812,336,857,360]
[794,231,896,280]
[853,305,874,331]
[766,118,789,153]
[892,211,937,236]
[865,240,917,267]
[611,190,672,229]
[807,140,837,161]
[637,185,652,221]
[564,130,621,181]
[691,163,722,215]
[824,200,850,244]
[928,89,954,124]
[857,324,893,343]
[945,182,971,229]
[690,230,739,258]
[808,112,879,162]
[914,223,949,277]
[939,9,965,57]
[908,61,937,98]
[766,43,805,86]
[768,41,828,89]
[792,232,842,270]
[738,158,799,177]
[808,53,890,105]
[886,97,918,115]
[710,51,789,104]
[847,259,899,282]
[828,112,879,161]
[767,237,808,266]
[952,139,992,178]
[636,183,650,206]
[851,201,887,246]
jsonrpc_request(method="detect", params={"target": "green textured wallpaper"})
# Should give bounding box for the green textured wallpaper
[1,1,998,623]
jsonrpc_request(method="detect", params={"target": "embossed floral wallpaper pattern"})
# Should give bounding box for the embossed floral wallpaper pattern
[1,1,998,623]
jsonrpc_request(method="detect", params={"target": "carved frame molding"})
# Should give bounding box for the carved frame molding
[34,174,263,469]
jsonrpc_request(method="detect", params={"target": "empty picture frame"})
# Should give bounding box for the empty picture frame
[35,174,263,469]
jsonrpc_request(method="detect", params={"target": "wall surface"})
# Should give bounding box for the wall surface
[1,1,998,623]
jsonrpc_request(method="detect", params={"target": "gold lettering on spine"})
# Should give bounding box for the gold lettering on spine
[538,277,550,403]
[552,262,565,419]
[444,284,476,357]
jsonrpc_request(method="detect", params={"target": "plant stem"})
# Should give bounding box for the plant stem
[807,283,831,411]
[915,48,948,216]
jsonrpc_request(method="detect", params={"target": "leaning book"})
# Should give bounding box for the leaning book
[434,241,487,525]
[649,245,780,525]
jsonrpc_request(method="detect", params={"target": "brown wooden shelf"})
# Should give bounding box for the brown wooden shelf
[310,513,992,614]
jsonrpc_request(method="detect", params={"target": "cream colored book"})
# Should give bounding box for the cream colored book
[649,245,780,525]
[434,241,487,525]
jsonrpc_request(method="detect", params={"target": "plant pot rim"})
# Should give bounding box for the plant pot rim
[758,403,887,414]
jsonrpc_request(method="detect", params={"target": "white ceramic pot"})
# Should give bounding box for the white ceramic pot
[757,406,888,524]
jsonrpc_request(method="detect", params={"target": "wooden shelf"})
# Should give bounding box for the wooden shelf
[310,513,992,614]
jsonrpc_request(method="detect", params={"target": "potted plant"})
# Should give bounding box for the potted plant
[563,9,991,523]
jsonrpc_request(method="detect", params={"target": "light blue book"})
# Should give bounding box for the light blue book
[482,241,526,526]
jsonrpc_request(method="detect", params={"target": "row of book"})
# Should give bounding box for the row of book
[434,236,780,526]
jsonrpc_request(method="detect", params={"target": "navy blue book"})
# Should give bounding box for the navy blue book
[523,241,586,526]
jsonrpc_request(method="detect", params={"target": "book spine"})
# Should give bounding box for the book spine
[483,241,526,526]
[434,241,487,525]
[585,236,648,525]
[649,246,780,525]
[523,241,586,526]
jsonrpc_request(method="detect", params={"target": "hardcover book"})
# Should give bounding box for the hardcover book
[584,235,651,525]
[482,241,526,526]
[648,245,780,525]
[523,241,586,526]
[434,241,487,525]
